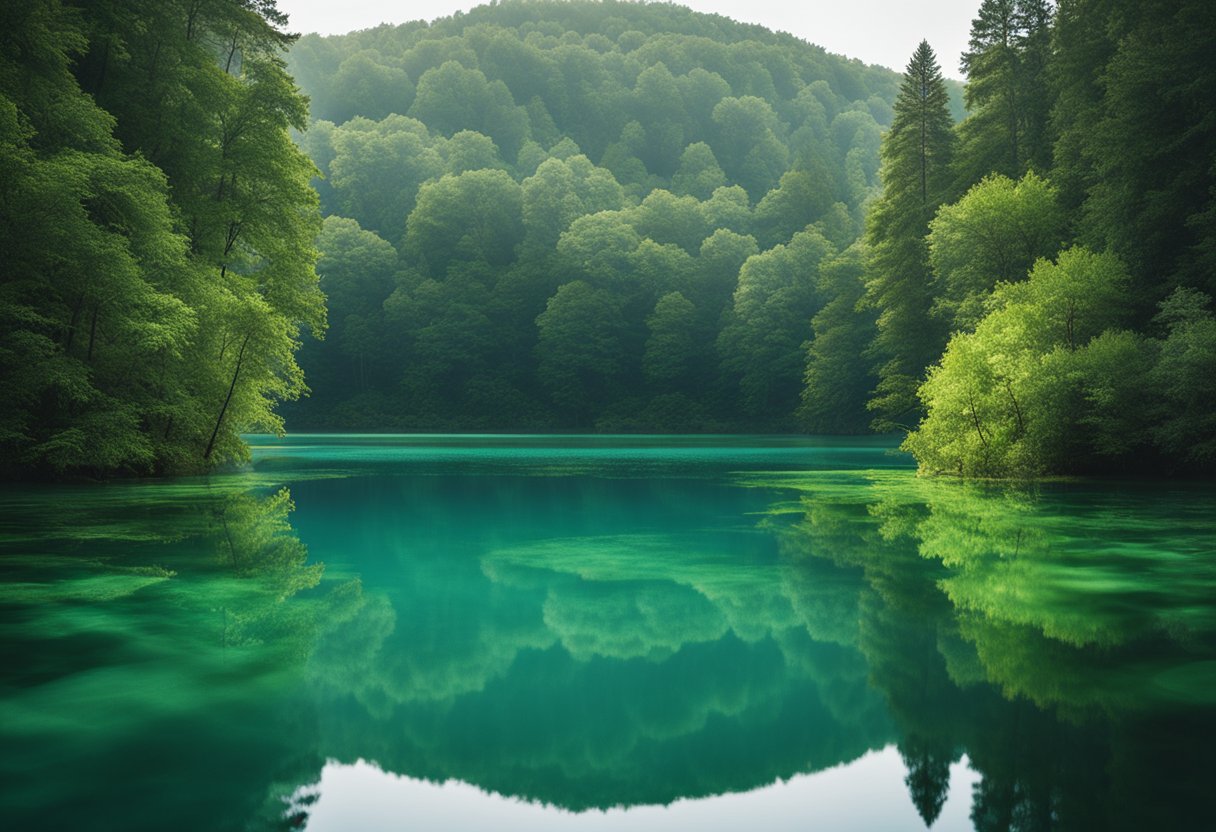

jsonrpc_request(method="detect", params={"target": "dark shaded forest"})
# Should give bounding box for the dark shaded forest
[1,0,1213,478]
[281,0,940,434]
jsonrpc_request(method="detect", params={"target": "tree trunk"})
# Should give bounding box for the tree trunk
[204,334,251,461]
[1003,378,1025,438]
[86,36,111,97]
[224,30,240,75]
[967,388,989,449]
[86,303,100,362]
[64,293,85,352]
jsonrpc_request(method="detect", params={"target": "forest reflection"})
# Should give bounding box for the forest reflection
[764,471,1216,828]
[294,469,1215,830]
[0,479,358,831]
[3,466,1214,831]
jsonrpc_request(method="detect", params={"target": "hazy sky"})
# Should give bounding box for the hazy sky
[276,1,978,78]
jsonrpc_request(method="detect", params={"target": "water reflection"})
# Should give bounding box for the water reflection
[302,514,894,810]
[287,462,1214,830]
[1,440,1214,831]
[0,479,355,831]
[297,750,982,831]
[761,470,1216,830]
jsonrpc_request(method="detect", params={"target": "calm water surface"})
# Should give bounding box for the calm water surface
[1,435,1214,830]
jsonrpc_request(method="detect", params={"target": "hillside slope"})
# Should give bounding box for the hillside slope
[283,0,922,431]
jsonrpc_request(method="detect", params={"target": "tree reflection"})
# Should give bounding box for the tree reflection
[0,479,361,832]
[300,505,895,810]
[210,487,327,653]
[765,469,1216,830]
[901,736,953,827]
[280,466,1216,827]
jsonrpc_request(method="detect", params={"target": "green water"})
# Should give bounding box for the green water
[1,435,1213,831]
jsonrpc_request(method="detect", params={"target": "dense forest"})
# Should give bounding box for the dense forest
[1,0,1213,478]
[281,0,938,433]
[894,0,1216,476]
[284,0,1216,475]
[0,0,323,476]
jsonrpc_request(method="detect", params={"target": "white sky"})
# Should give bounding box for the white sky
[276,0,978,78]
[302,750,982,831]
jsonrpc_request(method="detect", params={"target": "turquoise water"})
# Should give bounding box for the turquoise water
[1,435,1214,830]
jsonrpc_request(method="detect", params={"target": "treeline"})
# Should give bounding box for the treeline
[281,0,959,431]
[5,0,1210,477]
[869,0,1215,476]
[289,0,1214,472]
[0,0,322,476]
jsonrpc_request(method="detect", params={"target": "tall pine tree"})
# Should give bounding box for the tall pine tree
[863,41,955,430]
[955,0,1054,187]
[1046,0,1116,218]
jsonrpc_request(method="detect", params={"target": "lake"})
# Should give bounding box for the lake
[1,435,1214,831]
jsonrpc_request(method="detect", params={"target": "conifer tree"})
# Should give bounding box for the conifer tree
[1015,0,1055,172]
[1058,0,1216,300]
[863,41,955,430]
[955,0,1055,186]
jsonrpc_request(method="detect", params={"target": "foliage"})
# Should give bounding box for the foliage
[799,245,877,433]
[954,0,1054,185]
[535,281,627,421]
[0,0,321,477]
[861,41,956,431]
[280,0,906,432]
[871,0,1214,476]
[928,171,1065,331]
[1149,289,1216,464]
[406,170,525,272]
[7,0,1209,471]
[1056,0,1216,296]
[902,248,1184,476]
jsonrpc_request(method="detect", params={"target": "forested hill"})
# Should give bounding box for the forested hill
[5,0,1209,479]
[282,0,942,431]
